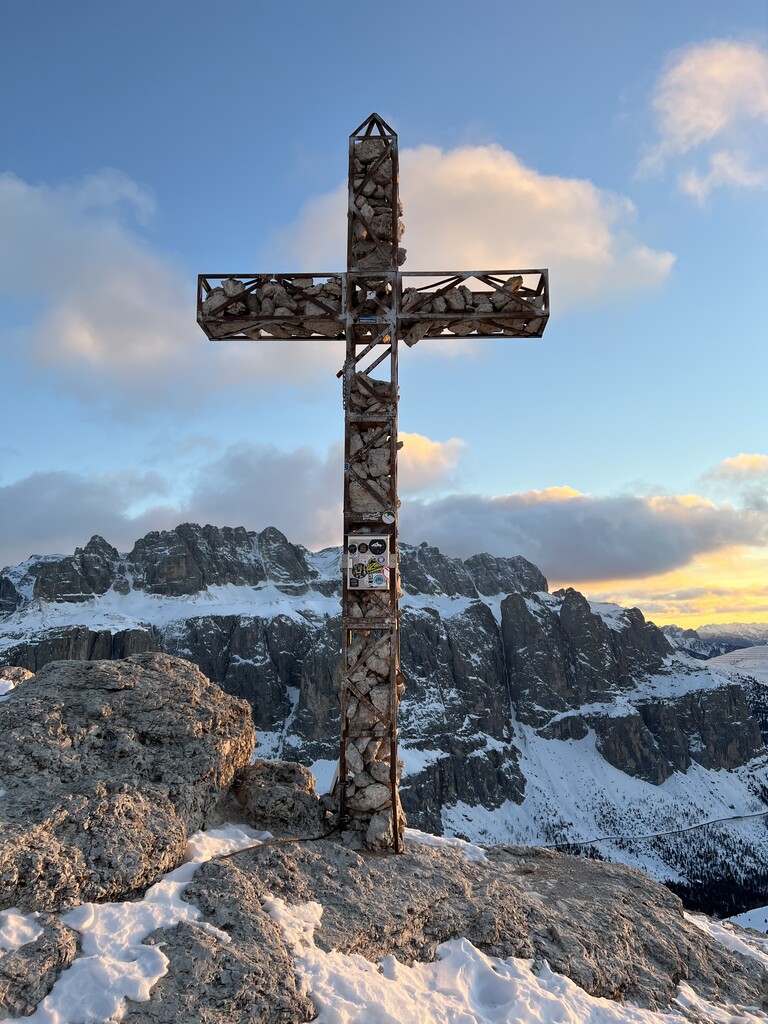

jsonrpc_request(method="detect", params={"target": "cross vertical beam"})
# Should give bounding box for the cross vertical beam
[339,115,405,850]
[196,113,550,854]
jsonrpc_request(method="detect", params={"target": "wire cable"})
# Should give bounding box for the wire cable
[216,820,341,861]
[540,809,768,850]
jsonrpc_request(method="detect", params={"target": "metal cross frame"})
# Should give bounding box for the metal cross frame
[197,113,549,852]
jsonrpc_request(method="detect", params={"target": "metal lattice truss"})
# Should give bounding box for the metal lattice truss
[197,113,549,853]
[196,269,548,344]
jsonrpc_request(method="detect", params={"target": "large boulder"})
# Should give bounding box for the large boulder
[0,653,254,911]
[230,759,327,838]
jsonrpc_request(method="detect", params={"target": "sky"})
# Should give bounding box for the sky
[1,0,767,627]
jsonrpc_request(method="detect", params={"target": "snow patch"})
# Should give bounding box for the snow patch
[0,582,340,656]
[729,904,768,934]
[589,601,629,631]
[16,824,270,1024]
[404,826,488,863]
[264,894,768,1024]
[308,757,337,795]
[686,911,768,968]
[0,908,43,952]
[710,645,768,684]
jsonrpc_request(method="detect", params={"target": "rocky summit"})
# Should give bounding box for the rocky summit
[0,659,766,1023]
[1,524,768,915]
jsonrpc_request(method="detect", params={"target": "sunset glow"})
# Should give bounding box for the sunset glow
[1,5,766,632]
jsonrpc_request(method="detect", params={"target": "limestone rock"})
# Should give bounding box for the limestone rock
[184,839,768,1016]
[201,287,225,313]
[3,524,767,907]
[0,915,77,1018]
[222,278,244,297]
[0,666,33,686]
[231,759,327,838]
[501,589,672,725]
[119,861,314,1024]
[127,524,312,597]
[463,551,547,596]
[2,626,159,674]
[593,684,763,783]
[346,781,390,812]
[33,534,124,603]
[0,653,254,911]
[0,578,20,616]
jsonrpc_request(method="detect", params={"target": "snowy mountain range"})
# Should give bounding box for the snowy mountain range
[663,622,768,660]
[2,523,768,916]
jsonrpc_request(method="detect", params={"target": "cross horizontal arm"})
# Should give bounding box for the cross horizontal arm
[197,269,549,343]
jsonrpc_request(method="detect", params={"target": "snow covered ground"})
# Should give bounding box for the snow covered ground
[267,892,768,1024]
[0,582,342,656]
[442,722,768,882]
[4,823,768,1024]
[731,905,768,934]
[710,645,768,683]
[1,825,270,1024]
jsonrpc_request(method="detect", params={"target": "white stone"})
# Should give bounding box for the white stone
[345,742,364,775]
[346,782,390,812]
[366,448,390,478]
[202,287,226,314]
[365,809,393,848]
[368,759,391,784]
[369,684,391,714]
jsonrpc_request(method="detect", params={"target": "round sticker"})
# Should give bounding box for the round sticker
[358,543,369,554]
[369,539,386,555]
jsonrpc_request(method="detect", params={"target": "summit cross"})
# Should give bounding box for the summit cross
[197,113,549,852]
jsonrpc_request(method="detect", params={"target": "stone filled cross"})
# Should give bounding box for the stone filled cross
[197,113,549,852]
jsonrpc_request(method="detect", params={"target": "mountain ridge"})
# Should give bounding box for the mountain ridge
[2,523,768,916]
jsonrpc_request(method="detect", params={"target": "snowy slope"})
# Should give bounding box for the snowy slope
[710,646,768,683]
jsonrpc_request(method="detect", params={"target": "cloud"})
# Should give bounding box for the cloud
[580,544,768,627]
[0,171,342,415]
[0,469,176,567]
[705,453,768,481]
[700,453,768,513]
[4,456,766,583]
[1,142,675,414]
[184,442,342,553]
[0,431,467,567]
[679,151,768,200]
[642,40,768,197]
[271,144,674,310]
[399,488,768,581]
[398,433,465,493]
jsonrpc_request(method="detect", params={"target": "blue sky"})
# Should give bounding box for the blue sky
[1,0,767,625]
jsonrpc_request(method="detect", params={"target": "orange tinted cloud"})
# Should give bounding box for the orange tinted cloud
[642,40,768,199]
[707,453,768,480]
[398,433,465,493]
[271,143,674,311]
[563,546,768,627]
